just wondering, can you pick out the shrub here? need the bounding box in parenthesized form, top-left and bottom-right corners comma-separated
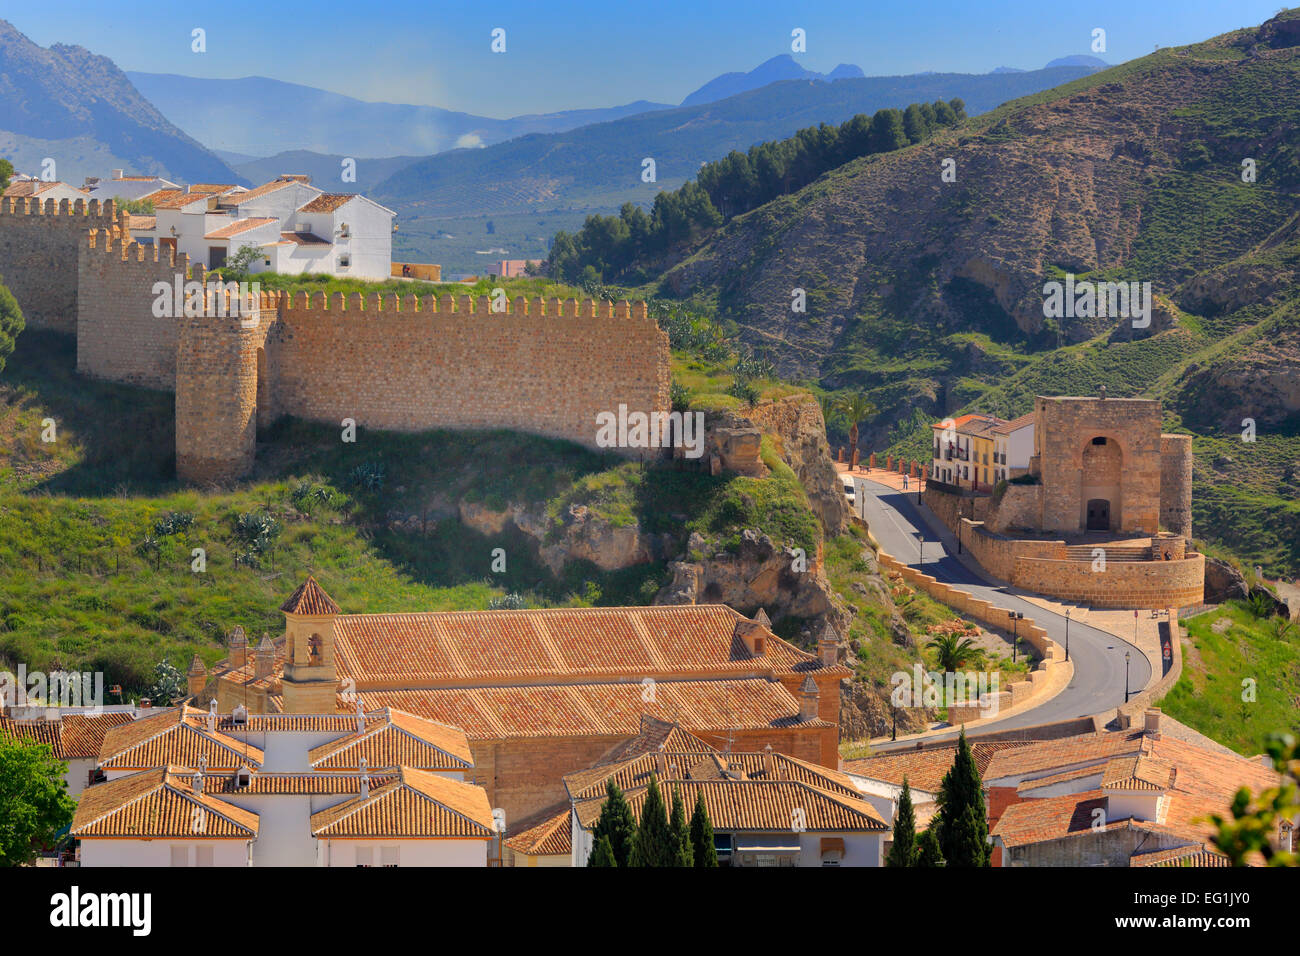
(488, 592, 527, 611)
(349, 461, 386, 493)
(153, 511, 194, 537)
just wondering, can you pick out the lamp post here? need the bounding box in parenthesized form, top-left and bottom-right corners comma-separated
(1064, 608, 1071, 663)
(1124, 650, 1132, 703)
(919, 534, 924, 568)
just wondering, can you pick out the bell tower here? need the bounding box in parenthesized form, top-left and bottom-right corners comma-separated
(279, 575, 342, 713)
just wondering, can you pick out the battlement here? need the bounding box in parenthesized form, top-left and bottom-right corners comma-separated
(85, 228, 188, 270)
(0, 196, 124, 225)
(272, 290, 651, 322)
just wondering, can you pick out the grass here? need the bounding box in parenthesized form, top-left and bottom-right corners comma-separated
(0, 328, 817, 694)
(1162, 601, 1300, 754)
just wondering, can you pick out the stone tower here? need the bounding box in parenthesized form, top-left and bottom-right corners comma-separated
(174, 270, 261, 484)
(279, 576, 342, 714)
(1159, 434, 1194, 541)
(186, 655, 207, 699)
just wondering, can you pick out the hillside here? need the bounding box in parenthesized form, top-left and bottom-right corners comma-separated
(0, 20, 243, 185)
(127, 71, 670, 158)
(371, 66, 1097, 272)
(635, 9, 1300, 576)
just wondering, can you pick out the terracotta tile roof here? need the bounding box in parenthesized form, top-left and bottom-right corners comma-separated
(983, 731, 1148, 782)
(188, 184, 239, 195)
(308, 709, 473, 770)
(593, 716, 716, 764)
(3, 180, 89, 198)
(575, 779, 888, 833)
(127, 214, 156, 230)
(1014, 765, 1104, 793)
(333, 604, 845, 686)
(72, 767, 259, 839)
(1130, 844, 1231, 867)
(99, 706, 264, 770)
(210, 714, 361, 733)
(56, 713, 137, 758)
(204, 217, 277, 240)
(992, 413, 1035, 435)
(198, 772, 396, 796)
(993, 789, 1114, 848)
(222, 179, 310, 206)
(844, 741, 1032, 793)
(1102, 754, 1175, 791)
(150, 190, 211, 209)
(281, 575, 341, 616)
(505, 806, 572, 857)
(356, 677, 827, 741)
(280, 231, 330, 245)
(299, 193, 356, 213)
(0, 717, 62, 752)
(309, 767, 494, 839)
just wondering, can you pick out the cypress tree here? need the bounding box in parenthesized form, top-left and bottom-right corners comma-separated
(592, 778, 637, 867)
(915, 825, 945, 867)
(936, 729, 990, 867)
(886, 776, 918, 867)
(669, 785, 693, 867)
(629, 773, 674, 866)
(689, 789, 718, 867)
(588, 834, 617, 867)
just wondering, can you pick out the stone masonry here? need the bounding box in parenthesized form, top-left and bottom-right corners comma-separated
(0, 197, 672, 484)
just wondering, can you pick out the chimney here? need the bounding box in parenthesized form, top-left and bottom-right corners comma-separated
(253, 633, 276, 679)
(1143, 707, 1163, 739)
(355, 699, 365, 735)
(359, 757, 369, 800)
(655, 751, 667, 779)
(818, 622, 839, 667)
(191, 768, 203, 794)
(187, 655, 207, 699)
(763, 743, 776, 779)
(206, 698, 217, 733)
(799, 676, 820, 722)
(228, 626, 247, 668)
(112, 169, 124, 180)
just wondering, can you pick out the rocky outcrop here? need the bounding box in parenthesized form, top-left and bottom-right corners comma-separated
(655, 529, 849, 631)
(1175, 325, 1300, 430)
(1203, 556, 1248, 604)
(745, 394, 851, 535)
(838, 680, 933, 740)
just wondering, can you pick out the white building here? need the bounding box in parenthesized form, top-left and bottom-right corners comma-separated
(84, 170, 181, 202)
(71, 703, 497, 866)
(992, 413, 1035, 483)
(3, 179, 92, 206)
(128, 175, 394, 279)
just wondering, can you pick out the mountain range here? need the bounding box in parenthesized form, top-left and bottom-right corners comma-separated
(0, 20, 243, 186)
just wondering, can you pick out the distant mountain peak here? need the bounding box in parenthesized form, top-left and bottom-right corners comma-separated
(1045, 54, 1109, 69)
(681, 55, 866, 107)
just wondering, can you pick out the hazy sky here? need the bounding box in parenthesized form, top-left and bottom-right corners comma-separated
(9, 0, 1283, 117)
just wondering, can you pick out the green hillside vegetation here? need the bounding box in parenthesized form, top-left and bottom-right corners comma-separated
(571, 9, 1300, 577)
(1163, 601, 1300, 754)
(546, 99, 967, 285)
(0, 322, 819, 695)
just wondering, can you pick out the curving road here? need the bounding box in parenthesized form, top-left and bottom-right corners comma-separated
(856, 478, 1152, 752)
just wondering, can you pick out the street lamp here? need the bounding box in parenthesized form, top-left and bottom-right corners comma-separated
(1064, 608, 1071, 663)
(919, 534, 924, 568)
(1124, 650, 1132, 703)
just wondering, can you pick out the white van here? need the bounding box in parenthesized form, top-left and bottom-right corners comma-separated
(840, 474, 856, 507)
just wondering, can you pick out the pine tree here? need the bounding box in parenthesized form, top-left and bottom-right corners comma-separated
(669, 785, 693, 867)
(591, 779, 637, 867)
(588, 834, 617, 867)
(629, 773, 674, 867)
(886, 776, 918, 867)
(936, 729, 990, 867)
(689, 789, 718, 867)
(915, 825, 945, 867)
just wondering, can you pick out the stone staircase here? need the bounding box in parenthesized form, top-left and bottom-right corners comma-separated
(1064, 544, 1152, 563)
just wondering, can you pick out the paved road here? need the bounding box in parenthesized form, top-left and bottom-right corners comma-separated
(856, 479, 1152, 752)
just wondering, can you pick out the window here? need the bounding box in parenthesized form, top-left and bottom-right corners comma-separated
(337, 254, 351, 269)
(381, 846, 400, 867)
(1092, 436, 1107, 445)
(170, 846, 188, 867)
(195, 845, 213, 867)
(356, 847, 373, 867)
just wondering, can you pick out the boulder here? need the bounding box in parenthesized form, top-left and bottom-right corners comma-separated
(1203, 556, 1248, 604)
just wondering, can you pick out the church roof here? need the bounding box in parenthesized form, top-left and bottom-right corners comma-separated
(280, 575, 340, 615)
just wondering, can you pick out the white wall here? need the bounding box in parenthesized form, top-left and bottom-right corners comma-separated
(81, 839, 249, 867)
(234, 182, 323, 231)
(298, 196, 392, 280)
(1007, 425, 1035, 471)
(318, 839, 487, 867)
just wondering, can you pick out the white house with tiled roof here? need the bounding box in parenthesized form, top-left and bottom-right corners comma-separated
(125, 175, 393, 278)
(84, 170, 180, 202)
(73, 701, 496, 866)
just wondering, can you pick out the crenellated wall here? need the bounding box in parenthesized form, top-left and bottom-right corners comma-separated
(0, 197, 122, 333)
(0, 209, 672, 484)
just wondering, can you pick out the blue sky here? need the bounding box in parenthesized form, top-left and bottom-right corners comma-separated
(9, 0, 1285, 117)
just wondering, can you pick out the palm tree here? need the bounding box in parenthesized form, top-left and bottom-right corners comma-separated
(835, 392, 877, 456)
(926, 633, 981, 673)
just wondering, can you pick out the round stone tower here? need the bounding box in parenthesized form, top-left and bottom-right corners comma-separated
(175, 289, 260, 484)
(1159, 434, 1193, 541)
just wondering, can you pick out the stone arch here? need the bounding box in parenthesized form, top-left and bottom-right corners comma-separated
(1079, 435, 1123, 531)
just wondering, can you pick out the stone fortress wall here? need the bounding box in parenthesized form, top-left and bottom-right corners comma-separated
(0, 197, 672, 484)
